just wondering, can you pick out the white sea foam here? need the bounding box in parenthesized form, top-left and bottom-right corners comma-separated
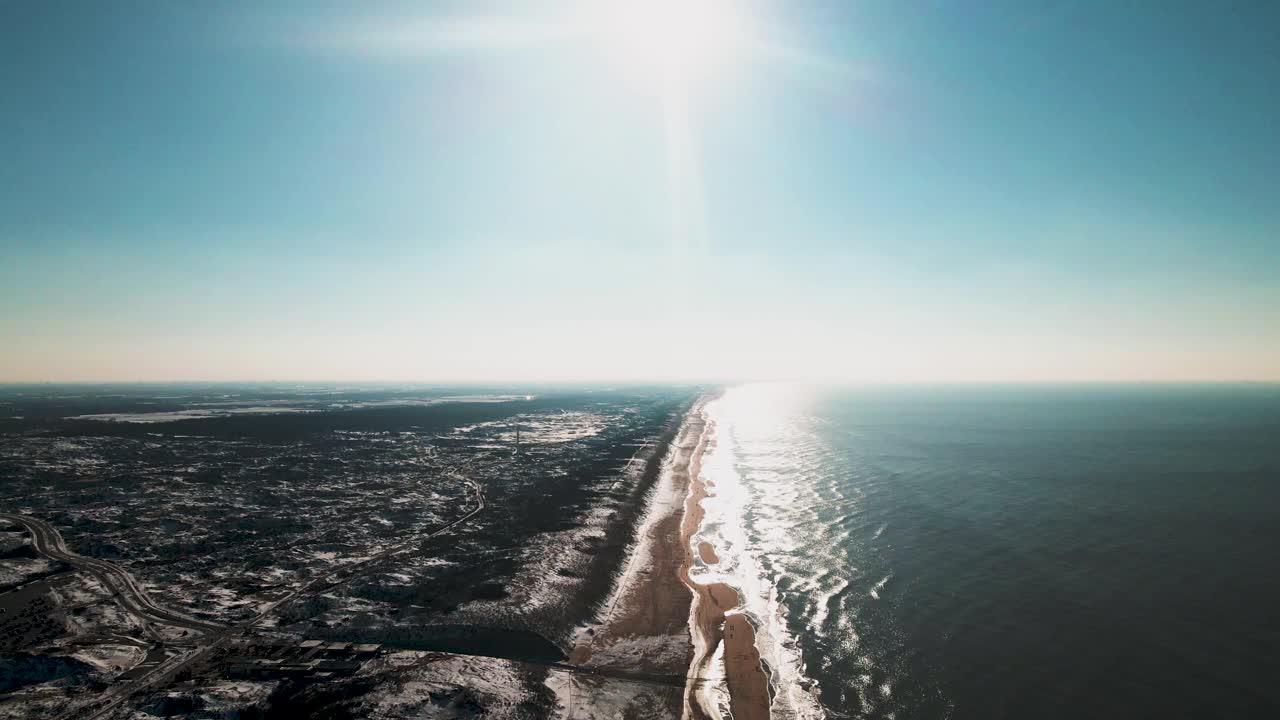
(869, 574, 891, 600)
(700, 391, 828, 720)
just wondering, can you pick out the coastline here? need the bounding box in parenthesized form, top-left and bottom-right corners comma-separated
(678, 410, 771, 720)
(564, 396, 770, 719)
(562, 401, 707, 716)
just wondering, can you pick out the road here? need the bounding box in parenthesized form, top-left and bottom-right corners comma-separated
(6, 446, 710, 716)
(238, 469, 486, 620)
(4, 462, 488, 720)
(0, 512, 226, 639)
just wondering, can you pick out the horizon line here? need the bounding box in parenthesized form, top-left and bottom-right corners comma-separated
(3, 378, 1279, 387)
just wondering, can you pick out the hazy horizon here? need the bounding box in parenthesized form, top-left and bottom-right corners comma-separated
(4, 1, 1278, 383)
(3, 379, 1279, 389)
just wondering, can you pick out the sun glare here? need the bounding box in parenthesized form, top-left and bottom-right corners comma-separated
(587, 0, 755, 96)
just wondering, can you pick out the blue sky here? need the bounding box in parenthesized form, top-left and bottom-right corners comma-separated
(2, 1, 1278, 381)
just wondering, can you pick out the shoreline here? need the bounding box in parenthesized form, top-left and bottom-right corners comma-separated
(562, 400, 707, 716)
(677, 409, 771, 720)
(563, 396, 770, 719)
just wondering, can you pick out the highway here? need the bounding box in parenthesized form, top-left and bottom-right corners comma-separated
(6, 457, 710, 717)
(3, 461, 489, 720)
(0, 512, 226, 639)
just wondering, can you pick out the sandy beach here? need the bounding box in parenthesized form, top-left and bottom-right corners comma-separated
(678, 412, 771, 720)
(697, 542, 719, 565)
(565, 399, 770, 719)
(564, 404, 705, 717)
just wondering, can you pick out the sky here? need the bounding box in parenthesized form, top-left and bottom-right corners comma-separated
(2, 0, 1278, 382)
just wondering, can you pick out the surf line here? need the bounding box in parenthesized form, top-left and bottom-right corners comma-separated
(679, 408, 771, 720)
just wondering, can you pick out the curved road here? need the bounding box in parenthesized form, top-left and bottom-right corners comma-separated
(5, 453, 488, 717)
(0, 512, 225, 638)
(4, 462, 489, 720)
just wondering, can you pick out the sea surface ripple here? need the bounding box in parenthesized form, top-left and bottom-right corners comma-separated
(697, 383, 1280, 719)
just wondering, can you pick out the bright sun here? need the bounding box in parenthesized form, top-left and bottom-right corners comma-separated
(587, 0, 755, 97)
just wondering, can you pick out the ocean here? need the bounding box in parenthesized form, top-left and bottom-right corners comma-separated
(692, 383, 1280, 719)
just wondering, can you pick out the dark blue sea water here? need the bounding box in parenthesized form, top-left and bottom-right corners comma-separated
(695, 384, 1280, 719)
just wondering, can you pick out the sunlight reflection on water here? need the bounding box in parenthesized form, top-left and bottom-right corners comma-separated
(697, 383, 831, 720)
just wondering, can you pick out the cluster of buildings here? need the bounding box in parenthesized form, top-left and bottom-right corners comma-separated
(222, 638, 381, 680)
(0, 582, 65, 653)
